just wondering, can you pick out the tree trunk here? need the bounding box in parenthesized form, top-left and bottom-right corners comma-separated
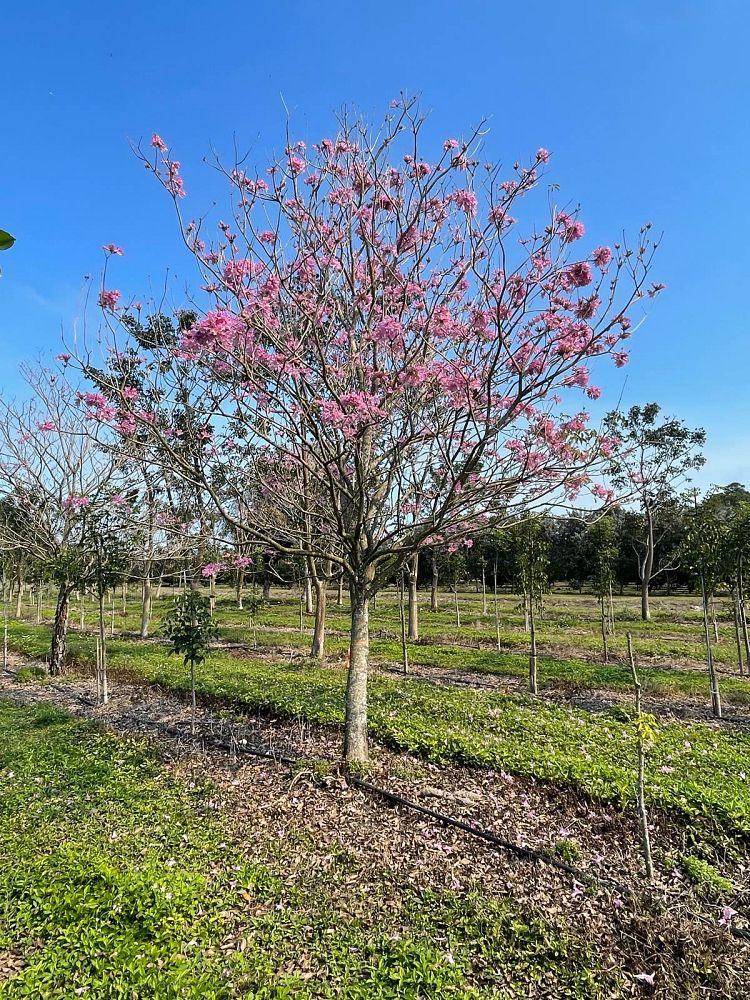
(398, 571, 409, 674)
(406, 552, 419, 640)
(493, 558, 501, 651)
(640, 506, 654, 622)
(262, 554, 272, 601)
(627, 633, 654, 882)
(98, 591, 109, 704)
(344, 579, 370, 764)
(50, 584, 71, 675)
(140, 563, 153, 639)
(739, 561, 750, 666)
(236, 568, 245, 610)
(336, 573, 344, 606)
(700, 573, 722, 718)
(304, 576, 313, 615)
(14, 565, 23, 618)
(601, 596, 609, 663)
(529, 598, 538, 694)
(310, 576, 327, 659)
(481, 563, 487, 616)
(733, 584, 744, 676)
(429, 550, 439, 612)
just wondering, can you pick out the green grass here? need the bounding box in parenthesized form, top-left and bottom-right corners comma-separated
(7, 621, 750, 840)
(0, 700, 614, 998)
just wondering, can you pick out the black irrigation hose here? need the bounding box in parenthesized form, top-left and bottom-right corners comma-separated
(2, 663, 750, 940)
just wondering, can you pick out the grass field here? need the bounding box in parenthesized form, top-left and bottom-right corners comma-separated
(2, 585, 749, 995)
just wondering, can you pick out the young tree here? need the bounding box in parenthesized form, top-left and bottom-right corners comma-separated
(681, 499, 726, 718)
(0, 368, 128, 674)
(79, 100, 661, 762)
(162, 591, 218, 734)
(586, 515, 617, 661)
(605, 403, 705, 621)
(510, 518, 549, 693)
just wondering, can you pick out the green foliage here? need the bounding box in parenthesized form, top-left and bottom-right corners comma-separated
(0, 229, 15, 251)
(509, 518, 550, 610)
(586, 517, 617, 600)
(680, 856, 733, 897)
(552, 838, 580, 863)
(162, 591, 218, 668)
(0, 701, 613, 997)
(14, 664, 47, 683)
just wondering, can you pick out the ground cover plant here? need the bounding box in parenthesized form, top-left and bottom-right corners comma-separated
(5, 588, 750, 843)
(0, 699, 643, 998)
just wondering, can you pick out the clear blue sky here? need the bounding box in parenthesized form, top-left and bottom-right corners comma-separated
(1, 1, 747, 489)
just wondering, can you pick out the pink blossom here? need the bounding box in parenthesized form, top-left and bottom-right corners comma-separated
(111, 494, 128, 507)
(98, 289, 121, 310)
(151, 133, 168, 151)
(56, 353, 71, 364)
(63, 495, 91, 509)
(37, 420, 56, 432)
(566, 262, 592, 288)
(453, 190, 477, 215)
(613, 351, 629, 368)
(289, 155, 306, 175)
(593, 246, 612, 269)
(443, 138, 459, 151)
(536, 147, 551, 163)
(719, 906, 738, 926)
(258, 230, 276, 243)
(201, 562, 226, 577)
(102, 244, 124, 256)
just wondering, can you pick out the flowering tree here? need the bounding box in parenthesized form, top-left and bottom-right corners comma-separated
(80, 100, 661, 762)
(0, 367, 129, 674)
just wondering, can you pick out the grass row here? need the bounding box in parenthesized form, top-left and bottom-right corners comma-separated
(6, 621, 750, 840)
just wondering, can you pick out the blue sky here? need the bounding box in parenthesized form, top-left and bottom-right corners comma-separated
(1, 1, 747, 489)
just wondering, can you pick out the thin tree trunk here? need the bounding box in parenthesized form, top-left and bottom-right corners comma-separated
(733, 584, 744, 676)
(740, 561, 750, 666)
(14, 566, 23, 619)
(406, 552, 419, 640)
(430, 550, 439, 612)
(236, 568, 244, 610)
(304, 576, 313, 615)
(98, 590, 109, 705)
(336, 573, 344, 607)
(310, 575, 327, 659)
(190, 656, 197, 735)
(601, 595, 609, 663)
(262, 553, 272, 601)
(453, 587, 461, 629)
(529, 598, 538, 694)
(700, 573, 722, 718)
(50, 584, 71, 675)
(627, 632, 654, 883)
(398, 570, 409, 674)
(481, 563, 487, 616)
(140, 563, 153, 639)
(344, 580, 370, 764)
(641, 506, 654, 622)
(493, 558, 501, 652)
